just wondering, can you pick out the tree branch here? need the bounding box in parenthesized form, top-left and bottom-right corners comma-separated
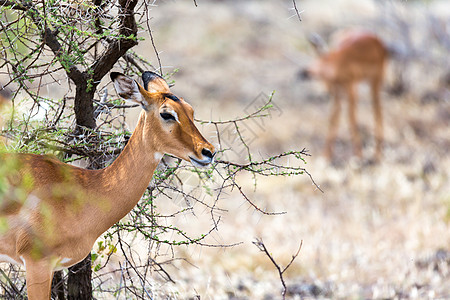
(42, 27, 84, 83)
(253, 238, 303, 299)
(92, 0, 139, 82)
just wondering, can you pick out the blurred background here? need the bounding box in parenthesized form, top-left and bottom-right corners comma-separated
(137, 0, 450, 298)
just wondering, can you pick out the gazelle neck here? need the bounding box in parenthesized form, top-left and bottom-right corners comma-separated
(94, 111, 160, 234)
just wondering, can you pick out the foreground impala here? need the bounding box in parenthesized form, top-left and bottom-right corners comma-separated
(301, 30, 388, 161)
(0, 71, 215, 299)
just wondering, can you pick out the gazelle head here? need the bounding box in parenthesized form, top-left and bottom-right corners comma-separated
(111, 71, 215, 167)
(298, 33, 331, 81)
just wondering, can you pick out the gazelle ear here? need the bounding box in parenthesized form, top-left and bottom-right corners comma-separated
(110, 72, 148, 108)
(308, 33, 327, 55)
(142, 71, 171, 93)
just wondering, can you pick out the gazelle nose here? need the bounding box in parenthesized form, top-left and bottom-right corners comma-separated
(201, 148, 215, 159)
(298, 68, 311, 80)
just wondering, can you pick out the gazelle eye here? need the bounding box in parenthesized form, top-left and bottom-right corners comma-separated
(160, 112, 176, 121)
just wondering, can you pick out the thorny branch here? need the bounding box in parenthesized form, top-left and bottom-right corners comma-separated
(143, 1, 163, 75)
(292, 0, 304, 22)
(195, 91, 275, 125)
(253, 238, 303, 300)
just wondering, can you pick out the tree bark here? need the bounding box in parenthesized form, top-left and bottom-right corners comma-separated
(51, 271, 66, 300)
(74, 79, 97, 131)
(65, 76, 97, 299)
(67, 255, 93, 300)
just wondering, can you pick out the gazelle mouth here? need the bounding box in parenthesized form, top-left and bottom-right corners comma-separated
(189, 156, 213, 168)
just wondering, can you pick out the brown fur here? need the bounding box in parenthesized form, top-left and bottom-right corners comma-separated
(306, 30, 387, 161)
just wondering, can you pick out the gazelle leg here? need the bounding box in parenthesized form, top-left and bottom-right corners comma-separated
(325, 85, 341, 160)
(346, 83, 362, 158)
(371, 78, 383, 160)
(25, 258, 54, 300)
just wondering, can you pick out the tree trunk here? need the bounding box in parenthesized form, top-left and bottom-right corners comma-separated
(74, 80, 97, 131)
(67, 255, 93, 300)
(66, 75, 97, 300)
(51, 271, 66, 300)
(49, 74, 97, 300)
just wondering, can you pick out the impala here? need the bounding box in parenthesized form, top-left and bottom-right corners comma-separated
(0, 71, 215, 299)
(300, 30, 388, 161)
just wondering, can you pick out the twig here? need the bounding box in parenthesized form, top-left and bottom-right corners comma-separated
(292, 0, 304, 22)
(253, 238, 303, 299)
(0, 269, 22, 297)
(195, 92, 274, 125)
(144, 3, 163, 75)
(122, 53, 145, 74)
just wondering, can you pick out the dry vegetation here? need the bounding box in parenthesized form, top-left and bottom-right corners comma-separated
(127, 0, 449, 299)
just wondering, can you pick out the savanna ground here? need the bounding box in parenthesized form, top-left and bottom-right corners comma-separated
(2, 0, 450, 299)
